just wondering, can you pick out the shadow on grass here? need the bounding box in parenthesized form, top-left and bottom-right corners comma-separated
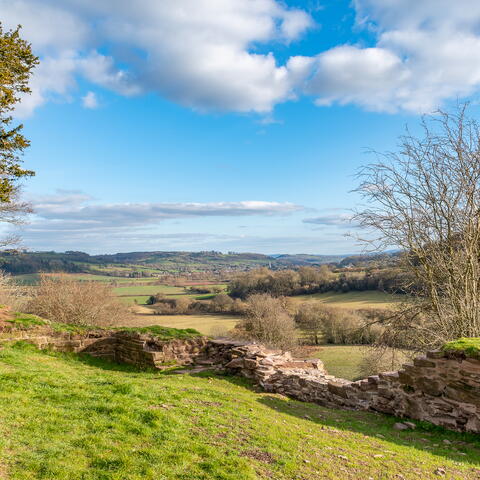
(256, 393, 480, 466)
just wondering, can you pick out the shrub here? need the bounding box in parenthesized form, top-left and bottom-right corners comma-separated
(27, 274, 130, 327)
(0, 270, 27, 311)
(236, 294, 297, 350)
(295, 303, 385, 345)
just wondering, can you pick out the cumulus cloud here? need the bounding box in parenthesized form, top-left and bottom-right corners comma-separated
(307, 0, 480, 112)
(1, 0, 312, 116)
(82, 91, 98, 109)
(3, 0, 480, 115)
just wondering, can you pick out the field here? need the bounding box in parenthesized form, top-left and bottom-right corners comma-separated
(0, 343, 479, 480)
(290, 291, 405, 310)
(306, 345, 409, 381)
(13, 274, 227, 305)
(124, 309, 240, 336)
(310, 345, 368, 380)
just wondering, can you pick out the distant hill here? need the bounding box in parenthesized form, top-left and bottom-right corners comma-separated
(0, 249, 397, 276)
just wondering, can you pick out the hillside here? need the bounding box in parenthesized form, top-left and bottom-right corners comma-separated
(0, 250, 348, 276)
(0, 343, 479, 479)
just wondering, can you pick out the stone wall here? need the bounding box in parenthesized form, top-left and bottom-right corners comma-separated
(214, 342, 480, 434)
(3, 329, 479, 433)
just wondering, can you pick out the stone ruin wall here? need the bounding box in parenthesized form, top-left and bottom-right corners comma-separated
(2, 330, 479, 434)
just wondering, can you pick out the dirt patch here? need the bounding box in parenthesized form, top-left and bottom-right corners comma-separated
(241, 449, 276, 464)
(0, 307, 14, 329)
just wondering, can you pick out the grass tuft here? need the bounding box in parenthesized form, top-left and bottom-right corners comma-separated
(115, 325, 202, 340)
(442, 337, 480, 359)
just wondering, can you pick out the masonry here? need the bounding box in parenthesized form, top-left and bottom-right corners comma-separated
(3, 329, 479, 434)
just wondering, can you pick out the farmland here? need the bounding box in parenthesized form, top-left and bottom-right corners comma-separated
(289, 291, 405, 310)
(124, 310, 240, 336)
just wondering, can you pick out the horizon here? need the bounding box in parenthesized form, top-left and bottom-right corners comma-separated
(2, 1, 480, 254)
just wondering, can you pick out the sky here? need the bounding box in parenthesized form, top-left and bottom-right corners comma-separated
(1, 0, 480, 255)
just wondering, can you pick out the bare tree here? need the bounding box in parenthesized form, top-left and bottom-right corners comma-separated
(236, 293, 297, 350)
(355, 105, 480, 349)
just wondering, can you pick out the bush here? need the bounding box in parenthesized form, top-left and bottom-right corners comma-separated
(236, 294, 297, 350)
(0, 270, 27, 311)
(27, 274, 130, 327)
(295, 303, 385, 345)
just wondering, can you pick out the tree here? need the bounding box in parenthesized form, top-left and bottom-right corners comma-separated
(355, 105, 480, 349)
(294, 302, 327, 345)
(237, 294, 297, 350)
(0, 24, 37, 244)
(0, 23, 38, 202)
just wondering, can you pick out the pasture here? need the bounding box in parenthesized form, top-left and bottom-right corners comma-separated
(290, 291, 405, 310)
(122, 309, 240, 336)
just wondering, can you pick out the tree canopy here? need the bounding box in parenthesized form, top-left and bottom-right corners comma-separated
(0, 23, 38, 203)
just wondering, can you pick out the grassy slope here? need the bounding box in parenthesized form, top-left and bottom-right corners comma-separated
(0, 344, 479, 480)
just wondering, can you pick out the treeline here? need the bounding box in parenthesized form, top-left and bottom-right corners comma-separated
(0, 251, 83, 274)
(228, 266, 411, 299)
(146, 293, 246, 315)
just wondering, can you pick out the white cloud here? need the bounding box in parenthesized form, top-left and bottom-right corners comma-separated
(303, 213, 358, 228)
(306, 0, 480, 112)
(27, 192, 304, 232)
(1, 0, 313, 116)
(81, 91, 98, 109)
(4, 0, 480, 115)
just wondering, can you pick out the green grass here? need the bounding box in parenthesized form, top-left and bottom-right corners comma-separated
(115, 325, 202, 340)
(6, 312, 47, 328)
(119, 295, 151, 305)
(0, 344, 479, 479)
(113, 285, 186, 296)
(310, 345, 368, 380)
(290, 291, 405, 310)
(442, 338, 480, 359)
(310, 345, 410, 381)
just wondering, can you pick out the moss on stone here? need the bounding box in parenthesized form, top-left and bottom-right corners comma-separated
(442, 338, 480, 359)
(116, 325, 202, 340)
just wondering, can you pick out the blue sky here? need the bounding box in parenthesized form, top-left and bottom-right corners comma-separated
(1, 0, 479, 254)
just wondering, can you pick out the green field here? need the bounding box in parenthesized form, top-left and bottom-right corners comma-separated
(311, 345, 368, 380)
(291, 291, 405, 310)
(113, 285, 186, 296)
(309, 345, 408, 381)
(0, 343, 479, 479)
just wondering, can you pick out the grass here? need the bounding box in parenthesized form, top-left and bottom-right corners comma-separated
(6, 312, 47, 328)
(0, 343, 479, 479)
(442, 338, 480, 359)
(310, 345, 368, 380)
(122, 313, 240, 336)
(115, 325, 202, 340)
(119, 295, 151, 305)
(113, 285, 186, 296)
(290, 291, 405, 310)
